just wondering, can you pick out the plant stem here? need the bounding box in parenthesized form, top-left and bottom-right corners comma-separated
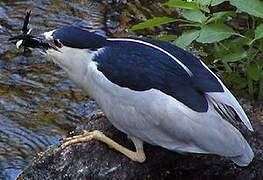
(179, 23, 201, 27)
(248, 78, 254, 97)
(258, 77, 263, 100)
(223, 61, 232, 73)
(218, 42, 230, 52)
(251, 16, 256, 30)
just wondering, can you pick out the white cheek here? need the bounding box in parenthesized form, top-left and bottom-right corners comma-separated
(43, 30, 56, 40)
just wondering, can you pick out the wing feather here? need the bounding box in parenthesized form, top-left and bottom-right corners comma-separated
(134, 38, 253, 131)
(199, 59, 254, 131)
(94, 37, 253, 131)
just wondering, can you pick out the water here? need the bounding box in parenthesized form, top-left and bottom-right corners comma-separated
(0, 1, 171, 179)
(0, 1, 113, 179)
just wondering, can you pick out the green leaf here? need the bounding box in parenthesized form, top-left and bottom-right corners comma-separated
(255, 24, 263, 40)
(222, 50, 247, 62)
(182, 10, 208, 23)
(230, 0, 263, 18)
(196, 0, 212, 6)
(163, 0, 199, 10)
(211, 0, 227, 6)
(175, 30, 200, 48)
(154, 34, 178, 41)
(259, 78, 263, 100)
(163, 0, 210, 12)
(196, 24, 236, 43)
(250, 24, 263, 44)
(224, 39, 241, 50)
(247, 48, 258, 63)
(206, 11, 235, 24)
(224, 72, 248, 89)
(199, 5, 210, 13)
(131, 17, 176, 30)
(247, 64, 262, 81)
(256, 57, 263, 68)
(259, 40, 263, 52)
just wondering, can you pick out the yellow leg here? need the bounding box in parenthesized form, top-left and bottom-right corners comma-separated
(60, 130, 146, 163)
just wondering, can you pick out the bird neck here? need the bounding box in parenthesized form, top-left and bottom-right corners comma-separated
(47, 46, 95, 85)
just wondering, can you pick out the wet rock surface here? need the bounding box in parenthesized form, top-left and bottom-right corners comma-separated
(18, 103, 263, 180)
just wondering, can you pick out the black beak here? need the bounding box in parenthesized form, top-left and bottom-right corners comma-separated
(8, 10, 59, 52)
(9, 34, 58, 51)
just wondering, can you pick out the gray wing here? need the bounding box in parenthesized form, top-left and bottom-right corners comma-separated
(130, 89, 254, 166)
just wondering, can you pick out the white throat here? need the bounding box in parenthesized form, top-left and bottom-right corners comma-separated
(47, 46, 97, 88)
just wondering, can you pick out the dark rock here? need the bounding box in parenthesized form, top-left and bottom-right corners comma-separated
(18, 104, 263, 180)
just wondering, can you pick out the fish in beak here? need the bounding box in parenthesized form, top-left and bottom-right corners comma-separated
(8, 10, 60, 52)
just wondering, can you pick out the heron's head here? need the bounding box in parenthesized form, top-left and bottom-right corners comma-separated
(10, 25, 107, 75)
(41, 26, 107, 73)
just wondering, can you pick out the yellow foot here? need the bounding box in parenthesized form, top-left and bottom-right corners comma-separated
(60, 130, 146, 163)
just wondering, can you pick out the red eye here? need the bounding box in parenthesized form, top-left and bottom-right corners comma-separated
(54, 39, 63, 48)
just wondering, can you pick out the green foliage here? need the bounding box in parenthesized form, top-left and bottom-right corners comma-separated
(154, 34, 178, 41)
(255, 24, 263, 41)
(229, 0, 263, 18)
(175, 30, 200, 47)
(162, 0, 200, 10)
(131, 17, 176, 30)
(211, 0, 227, 6)
(182, 10, 207, 23)
(222, 50, 246, 63)
(163, 0, 210, 12)
(196, 24, 236, 43)
(131, 0, 263, 100)
(247, 64, 262, 81)
(206, 11, 236, 24)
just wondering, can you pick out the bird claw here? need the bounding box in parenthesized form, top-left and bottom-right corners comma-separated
(59, 130, 146, 163)
(59, 111, 105, 150)
(63, 130, 89, 141)
(60, 130, 94, 150)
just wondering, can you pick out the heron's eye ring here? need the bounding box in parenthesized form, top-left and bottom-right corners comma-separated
(54, 39, 63, 48)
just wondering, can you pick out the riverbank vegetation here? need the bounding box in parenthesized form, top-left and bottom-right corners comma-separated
(131, 0, 263, 100)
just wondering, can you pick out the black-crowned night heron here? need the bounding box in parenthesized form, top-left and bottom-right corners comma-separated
(9, 12, 254, 166)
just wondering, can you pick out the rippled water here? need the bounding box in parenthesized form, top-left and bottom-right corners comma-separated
(0, 1, 172, 179)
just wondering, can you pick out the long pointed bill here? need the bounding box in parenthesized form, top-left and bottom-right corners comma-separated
(8, 10, 60, 52)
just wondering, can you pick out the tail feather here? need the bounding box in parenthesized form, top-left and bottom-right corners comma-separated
(200, 60, 253, 131)
(230, 139, 254, 166)
(207, 88, 253, 131)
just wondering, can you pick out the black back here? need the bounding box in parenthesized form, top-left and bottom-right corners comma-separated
(52, 26, 107, 49)
(93, 38, 223, 112)
(51, 26, 224, 112)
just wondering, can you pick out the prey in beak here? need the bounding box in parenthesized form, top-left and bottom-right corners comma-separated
(8, 10, 60, 52)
